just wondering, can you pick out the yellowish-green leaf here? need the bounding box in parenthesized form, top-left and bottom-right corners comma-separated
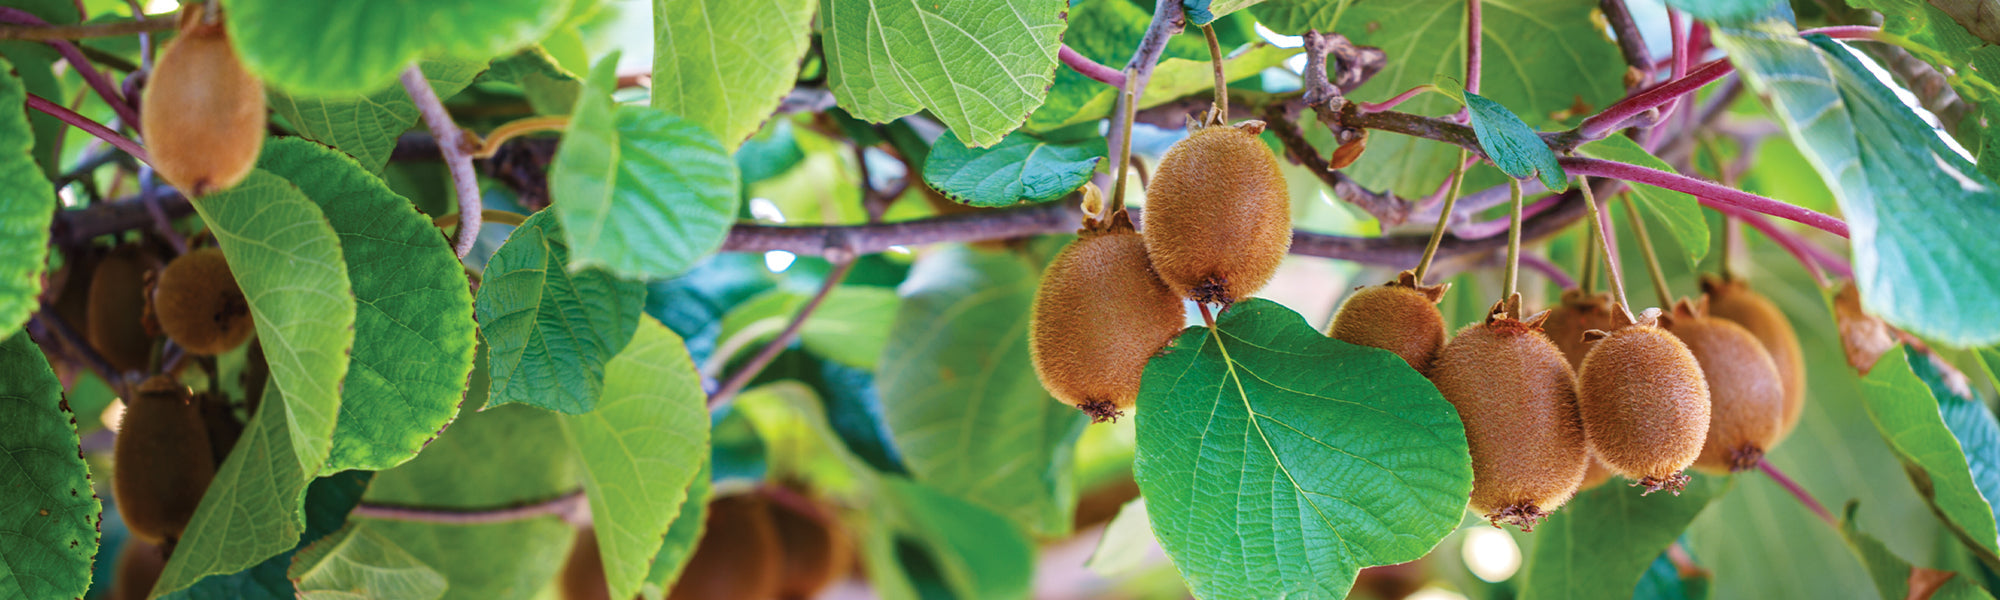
(653, 0, 816, 150)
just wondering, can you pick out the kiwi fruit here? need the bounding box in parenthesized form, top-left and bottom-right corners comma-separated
(113, 375, 217, 547)
(1141, 120, 1291, 305)
(86, 244, 156, 373)
(152, 247, 253, 355)
(1662, 299, 1785, 473)
(1540, 289, 1617, 369)
(1833, 281, 1897, 374)
(1029, 212, 1187, 422)
(558, 528, 610, 600)
(1578, 455, 1615, 491)
(1701, 274, 1805, 435)
(1327, 269, 1449, 373)
(764, 490, 852, 599)
(1576, 307, 1711, 494)
(668, 494, 784, 600)
(109, 539, 166, 600)
(1428, 296, 1588, 530)
(140, 3, 265, 197)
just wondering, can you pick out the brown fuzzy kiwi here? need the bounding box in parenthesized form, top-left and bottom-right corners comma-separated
(1701, 274, 1805, 436)
(110, 539, 167, 600)
(1578, 455, 1616, 491)
(669, 494, 784, 600)
(86, 244, 156, 373)
(1576, 307, 1711, 494)
(764, 489, 852, 599)
(558, 528, 610, 600)
(1029, 212, 1187, 422)
(153, 247, 253, 355)
(1428, 295, 1589, 530)
(1328, 270, 1449, 373)
(1540, 289, 1617, 370)
(1141, 120, 1291, 305)
(1832, 282, 1897, 375)
(1662, 299, 1785, 474)
(140, 4, 265, 197)
(113, 375, 217, 548)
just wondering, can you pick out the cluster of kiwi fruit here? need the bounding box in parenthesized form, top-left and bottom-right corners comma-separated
(59, 241, 254, 375)
(1028, 105, 1292, 422)
(561, 484, 852, 600)
(141, 2, 264, 197)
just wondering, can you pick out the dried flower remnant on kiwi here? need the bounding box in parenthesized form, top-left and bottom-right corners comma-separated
(140, 3, 265, 197)
(1142, 116, 1291, 306)
(1029, 209, 1186, 423)
(1576, 307, 1711, 495)
(1662, 298, 1784, 474)
(1428, 294, 1588, 531)
(1329, 269, 1449, 373)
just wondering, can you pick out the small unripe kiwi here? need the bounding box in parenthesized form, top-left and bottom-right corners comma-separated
(764, 489, 852, 599)
(1701, 274, 1805, 435)
(113, 375, 217, 547)
(140, 4, 265, 197)
(109, 539, 166, 600)
(669, 494, 784, 600)
(1576, 307, 1711, 494)
(1029, 213, 1187, 422)
(1428, 296, 1588, 530)
(558, 528, 610, 600)
(86, 245, 156, 373)
(152, 247, 253, 355)
(1662, 299, 1784, 474)
(1540, 289, 1616, 369)
(1141, 120, 1291, 305)
(1832, 281, 1897, 375)
(1328, 270, 1448, 373)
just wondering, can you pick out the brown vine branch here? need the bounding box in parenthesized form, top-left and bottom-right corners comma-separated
(400, 64, 481, 258)
(0, 14, 171, 40)
(351, 489, 589, 526)
(708, 258, 857, 410)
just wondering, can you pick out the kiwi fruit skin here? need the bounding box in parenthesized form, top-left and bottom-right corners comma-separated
(113, 375, 217, 547)
(1578, 454, 1615, 491)
(1832, 281, 1897, 375)
(764, 490, 851, 600)
(1540, 289, 1617, 370)
(1141, 121, 1291, 305)
(1427, 300, 1588, 530)
(558, 528, 611, 600)
(140, 4, 265, 197)
(1328, 270, 1448, 373)
(1029, 214, 1187, 422)
(1701, 274, 1805, 436)
(152, 247, 253, 355)
(669, 494, 784, 600)
(86, 245, 155, 373)
(110, 539, 166, 600)
(1662, 300, 1785, 474)
(1576, 308, 1711, 494)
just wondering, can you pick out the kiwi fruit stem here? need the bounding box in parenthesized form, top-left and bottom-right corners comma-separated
(1412, 149, 1472, 287)
(1576, 178, 1633, 321)
(1620, 195, 1673, 308)
(1202, 24, 1227, 122)
(1503, 179, 1523, 302)
(1106, 71, 1139, 216)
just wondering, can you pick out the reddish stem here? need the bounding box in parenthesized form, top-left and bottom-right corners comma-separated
(0, 8, 141, 129)
(1465, 0, 1481, 96)
(1059, 45, 1126, 88)
(1519, 252, 1576, 289)
(1578, 59, 1733, 139)
(1358, 85, 1435, 113)
(1560, 157, 1849, 238)
(25, 92, 149, 164)
(1760, 458, 1835, 526)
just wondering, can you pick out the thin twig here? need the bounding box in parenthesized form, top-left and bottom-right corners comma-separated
(351, 490, 589, 525)
(400, 64, 481, 258)
(470, 116, 567, 159)
(1578, 178, 1633, 317)
(0, 9, 142, 130)
(1561, 157, 1850, 237)
(0, 14, 171, 40)
(1103, 0, 1186, 189)
(1260, 103, 1412, 224)
(1503, 178, 1521, 299)
(31, 304, 121, 387)
(24, 92, 149, 163)
(1058, 45, 1126, 88)
(1621, 194, 1675, 306)
(1760, 458, 1836, 525)
(1356, 85, 1435, 113)
(708, 259, 857, 410)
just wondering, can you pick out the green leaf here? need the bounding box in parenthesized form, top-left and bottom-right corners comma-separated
(1838, 503, 1997, 600)
(1133, 298, 1472, 599)
(2, 38, 69, 179)
(1182, 0, 1264, 25)
(0, 57, 56, 334)
(222, 0, 569, 95)
(288, 524, 447, 600)
(154, 386, 312, 597)
(474, 209, 646, 415)
(923, 130, 1106, 207)
(819, 0, 1067, 147)
(1911, 353, 2000, 546)
(640, 460, 711, 598)
(1849, 0, 2000, 178)
(552, 57, 742, 280)
(559, 317, 710, 600)
(1663, 0, 1783, 24)
(160, 471, 375, 600)
(1712, 24, 2000, 346)
(1457, 90, 1567, 191)
(257, 138, 476, 473)
(1033, 42, 1298, 131)
(714, 285, 901, 371)
(653, 0, 816, 150)
(879, 245, 1089, 537)
(192, 170, 356, 475)
(1085, 499, 1153, 577)
(881, 478, 1036, 600)
(267, 58, 486, 174)
(1250, 0, 1623, 198)
(1858, 346, 2000, 567)
(1024, 0, 1207, 131)
(350, 519, 575, 600)
(482, 47, 583, 115)
(1517, 475, 1730, 600)
(0, 332, 98, 599)
(1578, 136, 1712, 268)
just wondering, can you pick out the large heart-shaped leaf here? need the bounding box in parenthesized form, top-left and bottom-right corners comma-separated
(0, 56, 54, 335)
(288, 524, 447, 600)
(1858, 346, 2000, 567)
(267, 58, 485, 174)
(223, 0, 568, 95)
(1518, 476, 1730, 600)
(819, 0, 1067, 147)
(653, 0, 816, 150)
(161, 472, 374, 600)
(474, 209, 646, 415)
(1133, 299, 1471, 599)
(0, 332, 98, 599)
